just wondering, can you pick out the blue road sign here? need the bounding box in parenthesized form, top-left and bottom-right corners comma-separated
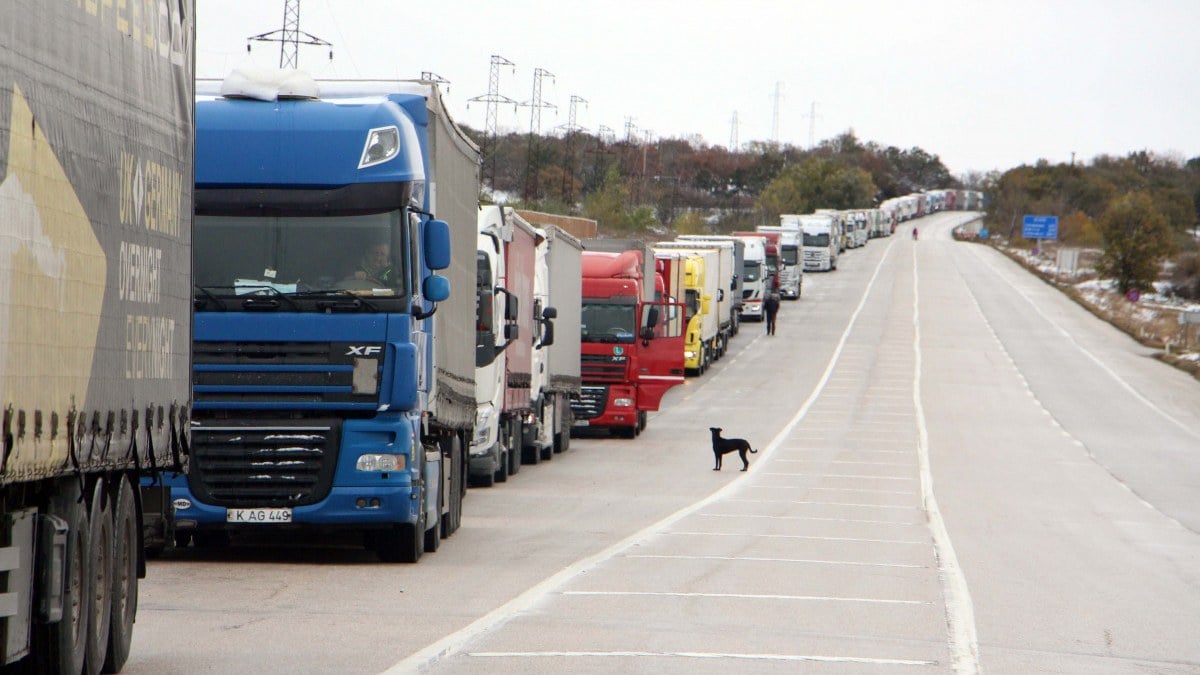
(1023, 215, 1059, 239)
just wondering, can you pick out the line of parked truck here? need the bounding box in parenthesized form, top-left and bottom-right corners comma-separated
(1, 19, 977, 669)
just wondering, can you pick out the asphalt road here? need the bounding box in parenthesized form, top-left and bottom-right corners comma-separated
(126, 212, 1200, 674)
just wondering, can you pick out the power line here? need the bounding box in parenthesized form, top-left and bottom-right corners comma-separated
(521, 67, 556, 201)
(246, 0, 332, 70)
(468, 55, 517, 191)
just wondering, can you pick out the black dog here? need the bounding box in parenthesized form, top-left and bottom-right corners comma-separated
(710, 427, 757, 471)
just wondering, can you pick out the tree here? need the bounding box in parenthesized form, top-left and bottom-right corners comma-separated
(757, 157, 875, 218)
(582, 166, 631, 233)
(1096, 192, 1177, 294)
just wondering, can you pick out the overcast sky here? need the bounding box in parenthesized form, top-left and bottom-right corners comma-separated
(197, 0, 1200, 176)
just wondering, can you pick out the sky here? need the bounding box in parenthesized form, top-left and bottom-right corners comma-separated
(196, 0, 1200, 177)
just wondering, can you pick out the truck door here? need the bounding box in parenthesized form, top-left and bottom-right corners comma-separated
(635, 300, 686, 411)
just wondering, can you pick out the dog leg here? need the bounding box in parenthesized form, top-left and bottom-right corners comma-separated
(739, 449, 749, 471)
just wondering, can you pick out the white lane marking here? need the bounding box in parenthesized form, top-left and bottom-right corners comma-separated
(626, 553, 925, 568)
(913, 244, 981, 674)
(563, 591, 929, 605)
(665, 531, 927, 545)
(386, 236, 903, 674)
(467, 651, 936, 666)
(966, 244, 1200, 442)
(727, 498, 920, 510)
(699, 513, 921, 526)
(774, 459, 912, 467)
(760, 473, 915, 481)
(746, 485, 916, 495)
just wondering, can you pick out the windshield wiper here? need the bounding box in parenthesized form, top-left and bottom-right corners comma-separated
(193, 285, 231, 311)
(235, 284, 301, 312)
(291, 289, 380, 313)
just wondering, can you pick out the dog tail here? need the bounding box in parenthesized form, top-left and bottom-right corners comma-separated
(751, 447, 758, 454)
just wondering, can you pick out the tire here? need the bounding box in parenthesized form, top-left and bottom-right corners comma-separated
(441, 435, 464, 537)
(494, 446, 509, 484)
(637, 411, 648, 433)
(35, 479, 89, 675)
(507, 422, 521, 476)
(554, 430, 570, 454)
(103, 476, 138, 674)
(422, 445, 441, 553)
(85, 478, 113, 675)
(377, 519, 423, 563)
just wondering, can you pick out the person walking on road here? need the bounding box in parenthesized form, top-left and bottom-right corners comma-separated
(764, 291, 780, 336)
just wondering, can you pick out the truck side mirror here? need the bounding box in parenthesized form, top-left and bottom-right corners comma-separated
(640, 326, 654, 341)
(423, 274, 450, 302)
(645, 306, 659, 328)
(424, 219, 451, 271)
(537, 306, 556, 349)
(505, 293, 519, 322)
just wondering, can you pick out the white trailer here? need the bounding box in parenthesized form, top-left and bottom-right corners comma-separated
(796, 214, 840, 272)
(759, 223, 804, 299)
(733, 235, 767, 321)
(534, 225, 582, 456)
(676, 235, 744, 336)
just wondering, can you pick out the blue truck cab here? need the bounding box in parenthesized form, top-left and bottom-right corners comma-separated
(162, 71, 478, 562)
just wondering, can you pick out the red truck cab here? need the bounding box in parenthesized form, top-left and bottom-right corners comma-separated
(573, 247, 684, 438)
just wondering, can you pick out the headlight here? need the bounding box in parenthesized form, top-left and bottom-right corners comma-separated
(612, 398, 634, 408)
(356, 454, 406, 472)
(359, 126, 400, 168)
(684, 351, 696, 359)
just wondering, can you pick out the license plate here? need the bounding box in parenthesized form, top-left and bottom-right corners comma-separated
(573, 420, 589, 427)
(226, 508, 293, 524)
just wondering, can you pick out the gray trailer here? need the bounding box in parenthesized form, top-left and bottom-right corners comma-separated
(541, 226, 583, 453)
(0, 2, 194, 671)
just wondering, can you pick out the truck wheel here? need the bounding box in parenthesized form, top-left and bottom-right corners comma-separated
(35, 480, 89, 675)
(441, 435, 464, 537)
(521, 442, 540, 465)
(554, 430, 571, 454)
(507, 436, 522, 476)
(377, 518, 424, 563)
(103, 476, 138, 674)
(494, 447, 508, 483)
(637, 411, 648, 433)
(539, 442, 553, 462)
(423, 503, 441, 553)
(85, 478, 113, 675)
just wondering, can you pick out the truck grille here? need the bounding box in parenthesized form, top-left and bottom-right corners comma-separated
(581, 353, 627, 384)
(187, 420, 340, 507)
(194, 341, 381, 406)
(570, 386, 608, 421)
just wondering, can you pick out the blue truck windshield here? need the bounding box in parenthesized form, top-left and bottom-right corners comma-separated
(581, 301, 637, 343)
(194, 212, 408, 307)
